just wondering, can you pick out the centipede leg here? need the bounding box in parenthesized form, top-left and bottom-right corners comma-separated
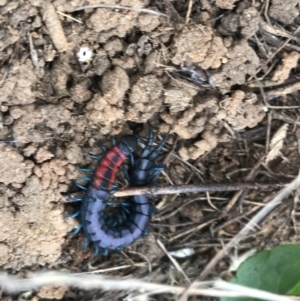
(122, 165, 130, 181)
(99, 144, 107, 154)
(74, 181, 87, 190)
(142, 228, 150, 236)
(68, 194, 83, 202)
(102, 248, 109, 256)
(140, 123, 154, 157)
(68, 224, 82, 236)
(79, 167, 94, 173)
(150, 207, 156, 217)
(80, 176, 92, 182)
(88, 153, 101, 161)
(93, 244, 99, 255)
(148, 131, 169, 161)
(64, 210, 80, 218)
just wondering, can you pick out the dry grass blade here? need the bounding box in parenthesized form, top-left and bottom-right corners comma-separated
(157, 239, 190, 283)
(266, 124, 289, 163)
(73, 4, 169, 18)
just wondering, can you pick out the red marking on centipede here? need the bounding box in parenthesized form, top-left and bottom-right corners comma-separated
(92, 145, 126, 190)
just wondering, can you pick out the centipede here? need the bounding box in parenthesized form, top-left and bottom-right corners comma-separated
(68, 124, 168, 255)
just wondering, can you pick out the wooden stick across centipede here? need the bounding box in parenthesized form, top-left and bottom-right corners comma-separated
(63, 182, 286, 203)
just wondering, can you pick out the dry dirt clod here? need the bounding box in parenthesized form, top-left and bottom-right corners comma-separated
(215, 0, 238, 9)
(269, 0, 300, 25)
(0, 60, 38, 107)
(271, 52, 299, 84)
(0, 145, 34, 185)
(125, 75, 164, 123)
(211, 39, 260, 93)
(218, 90, 266, 131)
(172, 25, 228, 70)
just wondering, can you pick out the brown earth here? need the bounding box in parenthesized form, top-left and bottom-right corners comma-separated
(1, 0, 300, 300)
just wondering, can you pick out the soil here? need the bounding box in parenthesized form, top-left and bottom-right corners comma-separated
(1, 0, 300, 300)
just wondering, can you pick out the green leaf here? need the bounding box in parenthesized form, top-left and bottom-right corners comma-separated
(221, 244, 300, 301)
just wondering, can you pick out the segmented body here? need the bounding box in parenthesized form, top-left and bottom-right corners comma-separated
(73, 126, 167, 253)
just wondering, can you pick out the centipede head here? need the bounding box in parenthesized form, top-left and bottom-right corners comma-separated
(118, 135, 138, 156)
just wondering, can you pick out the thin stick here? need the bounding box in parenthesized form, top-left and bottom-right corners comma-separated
(63, 182, 286, 203)
(73, 4, 169, 18)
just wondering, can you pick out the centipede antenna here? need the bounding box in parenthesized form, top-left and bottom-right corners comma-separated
(148, 131, 169, 161)
(88, 153, 101, 161)
(74, 181, 87, 190)
(64, 210, 80, 218)
(79, 167, 95, 173)
(140, 123, 154, 158)
(67, 194, 83, 202)
(68, 224, 82, 236)
(99, 144, 107, 153)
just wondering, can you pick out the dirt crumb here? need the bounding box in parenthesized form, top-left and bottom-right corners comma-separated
(172, 25, 227, 70)
(125, 75, 164, 123)
(217, 4, 260, 39)
(38, 285, 67, 299)
(211, 39, 260, 93)
(23, 144, 37, 157)
(0, 145, 34, 185)
(218, 90, 265, 131)
(215, 0, 238, 9)
(65, 142, 84, 165)
(104, 38, 123, 57)
(86, 0, 148, 43)
(161, 93, 220, 140)
(179, 131, 220, 160)
(70, 79, 92, 104)
(86, 50, 111, 77)
(164, 81, 198, 113)
(39, 159, 69, 190)
(138, 14, 161, 32)
(13, 105, 71, 143)
(35, 147, 54, 163)
(0, 59, 37, 106)
(269, 0, 300, 25)
(0, 243, 9, 265)
(86, 66, 129, 134)
(272, 52, 299, 84)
